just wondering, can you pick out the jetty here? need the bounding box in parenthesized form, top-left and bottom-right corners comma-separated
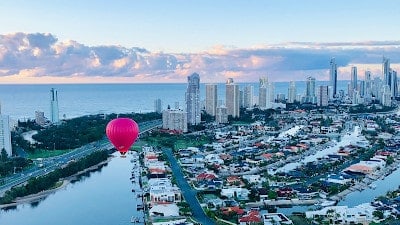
(130, 152, 146, 224)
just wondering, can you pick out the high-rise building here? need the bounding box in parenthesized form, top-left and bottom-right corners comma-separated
(154, 99, 162, 113)
(162, 109, 188, 133)
(259, 77, 274, 109)
(288, 81, 296, 103)
(305, 76, 316, 103)
(382, 85, 392, 107)
(365, 70, 372, 96)
(0, 104, 12, 156)
(205, 84, 218, 116)
(50, 88, 59, 124)
(35, 111, 46, 126)
(216, 105, 228, 124)
(383, 56, 390, 87)
(390, 69, 398, 98)
(226, 78, 240, 118)
(351, 66, 358, 89)
(185, 73, 201, 125)
(359, 81, 365, 97)
(330, 58, 338, 98)
(318, 86, 329, 107)
(276, 93, 285, 103)
(243, 85, 254, 108)
(372, 77, 383, 102)
(259, 77, 267, 108)
(265, 82, 274, 109)
(239, 90, 244, 108)
(349, 66, 358, 98)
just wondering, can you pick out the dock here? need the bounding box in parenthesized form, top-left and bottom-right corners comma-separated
(130, 216, 145, 224)
(130, 152, 146, 224)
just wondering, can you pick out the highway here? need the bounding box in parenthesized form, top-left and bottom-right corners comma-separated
(0, 119, 161, 197)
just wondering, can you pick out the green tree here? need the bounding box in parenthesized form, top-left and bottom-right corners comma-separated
(1, 148, 8, 162)
(373, 210, 384, 219)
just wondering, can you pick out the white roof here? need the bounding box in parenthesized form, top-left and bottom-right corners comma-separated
(149, 203, 179, 217)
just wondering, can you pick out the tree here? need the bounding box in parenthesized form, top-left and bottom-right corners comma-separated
(1, 148, 8, 162)
(373, 210, 384, 219)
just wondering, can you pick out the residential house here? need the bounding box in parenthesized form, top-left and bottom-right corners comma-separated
(239, 210, 262, 225)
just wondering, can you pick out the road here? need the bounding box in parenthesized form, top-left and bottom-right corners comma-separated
(164, 148, 214, 225)
(0, 119, 161, 197)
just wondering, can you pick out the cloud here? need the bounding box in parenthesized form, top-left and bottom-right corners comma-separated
(1, 32, 400, 83)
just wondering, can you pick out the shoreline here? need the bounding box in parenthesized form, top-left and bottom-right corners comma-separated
(0, 156, 112, 209)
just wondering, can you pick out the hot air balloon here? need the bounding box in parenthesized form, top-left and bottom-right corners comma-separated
(106, 118, 139, 155)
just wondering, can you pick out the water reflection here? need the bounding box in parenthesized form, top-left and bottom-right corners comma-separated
(0, 153, 137, 225)
(30, 200, 41, 208)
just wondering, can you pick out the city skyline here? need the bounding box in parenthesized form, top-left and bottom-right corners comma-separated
(0, 1, 400, 83)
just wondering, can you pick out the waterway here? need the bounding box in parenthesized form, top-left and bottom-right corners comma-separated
(338, 164, 400, 207)
(275, 126, 362, 173)
(164, 148, 214, 225)
(276, 164, 400, 215)
(1, 131, 400, 221)
(0, 153, 139, 225)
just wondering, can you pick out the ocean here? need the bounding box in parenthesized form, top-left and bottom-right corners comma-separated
(0, 81, 350, 121)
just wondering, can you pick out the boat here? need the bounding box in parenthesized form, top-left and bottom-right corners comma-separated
(317, 200, 337, 207)
(131, 216, 139, 223)
(137, 204, 144, 210)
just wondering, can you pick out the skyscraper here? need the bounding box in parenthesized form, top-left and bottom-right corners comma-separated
(35, 111, 46, 126)
(185, 73, 201, 125)
(243, 85, 254, 108)
(350, 66, 358, 98)
(50, 88, 59, 124)
(154, 99, 162, 113)
(287, 81, 296, 103)
(318, 86, 329, 107)
(162, 109, 188, 133)
(258, 77, 274, 109)
(382, 85, 392, 107)
(216, 105, 228, 124)
(265, 82, 274, 109)
(330, 58, 338, 98)
(226, 78, 240, 118)
(383, 56, 390, 86)
(0, 104, 12, 156)
(305, 76, 316, 103)
(391, 69, 398, 98)
(205, 84, 218, 116)
(259, 77, 267, 108)
(365, 70, 372, 97)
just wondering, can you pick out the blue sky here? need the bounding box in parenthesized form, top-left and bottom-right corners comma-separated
(0, 0, 399, 83)
(1, 0, 399, 53)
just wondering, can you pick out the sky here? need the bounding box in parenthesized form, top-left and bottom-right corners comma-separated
(0, 0, 399, 83)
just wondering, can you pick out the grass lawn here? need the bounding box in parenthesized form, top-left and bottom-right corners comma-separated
(131, 139, 148, 151)
(173, 139, 209, 150)
(142, 133, 211, 151)
(27, 149, 71, 159)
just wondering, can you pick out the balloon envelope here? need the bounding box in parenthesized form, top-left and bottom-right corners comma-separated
(106, 118, 139, 155)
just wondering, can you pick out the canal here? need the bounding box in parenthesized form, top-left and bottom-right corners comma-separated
(0, 153, 139, 225)
(163, 148, 214, 225)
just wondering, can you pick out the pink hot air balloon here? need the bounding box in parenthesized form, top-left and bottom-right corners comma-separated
(106, 118, 139, 155)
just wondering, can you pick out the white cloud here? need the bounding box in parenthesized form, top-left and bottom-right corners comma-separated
(1, 32, 400, 83)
